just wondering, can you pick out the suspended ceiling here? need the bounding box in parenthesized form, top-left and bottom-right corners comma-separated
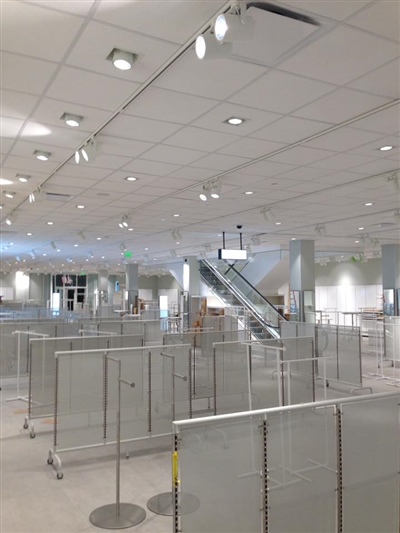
(1, 0, 399, 275)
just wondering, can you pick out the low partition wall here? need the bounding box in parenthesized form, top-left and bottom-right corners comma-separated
(163, 329, 249, 359)
(25, 334, 144, 437)
(173, 392, 400, 533)
(281, 322, 364, 390)
(384, 316, 400, 364)
(49, 344, 192, 478)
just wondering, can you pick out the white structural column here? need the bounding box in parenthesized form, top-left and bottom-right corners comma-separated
(126, 264, 139, 314)
(98, 270, 109, 316)
(381, 244, 400, 316)
(183, 256, 201, 329)
(289, 239, 315, 322)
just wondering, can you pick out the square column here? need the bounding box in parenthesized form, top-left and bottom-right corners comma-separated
(289, 240, 315, 322)
(382, 244, 400, 315)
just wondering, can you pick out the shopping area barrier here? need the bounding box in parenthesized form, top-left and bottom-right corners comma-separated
(280, 322, 370, 393)
(24, 334, 144, 438)
(173, 392, 400, 533)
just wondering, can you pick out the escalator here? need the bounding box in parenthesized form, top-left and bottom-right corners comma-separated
(199, 259, 285, 339)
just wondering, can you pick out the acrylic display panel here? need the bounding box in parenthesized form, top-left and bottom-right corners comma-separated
(29, 337, 74, 418)
(267, 406, 337, 533)
(250, 343, 281, 410)
(341, 396, 399, 533)
(337, 326, 361, 386)
(214, 342, 250, 414)
(179, 417, 263, 533)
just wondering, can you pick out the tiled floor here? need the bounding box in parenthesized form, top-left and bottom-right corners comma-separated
(1, 340, 398, 533)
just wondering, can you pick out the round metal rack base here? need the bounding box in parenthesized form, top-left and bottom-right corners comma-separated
(147, 491, 200, 516)
(89, 503, 146, 529)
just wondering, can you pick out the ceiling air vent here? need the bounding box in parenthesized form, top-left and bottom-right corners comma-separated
(231, 3, 321, 67)
(45, 192, 73, 202)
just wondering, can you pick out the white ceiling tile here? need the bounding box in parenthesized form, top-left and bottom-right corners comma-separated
(304, 127, 384, 151)
(102, 114, 182, 142)
(140, 145, 207, 166)
(239, 160, 297, 177)
(7, 140, 73, 163)
(309, 152, 378, 171)
(190, 153, 251, 171)
(279, 25, 399, 85)
(46, 67, 140, 111)
(251, 116, 332, 144)
(348, 159, 400, 175)
(347, 135, 400, 157)
(19, 123, 87, 149)
(1, 52, 58, 95)
(2, 2, 84, 61)
(80, 153, 133, 170)
(28, 1, 95, 16)
(57, 163, 113, 180)
(347, 1, 400, 42)
(280, 0, 370, 21)
(350, 105, 400, 135)
(122, 159, 181, 177)
(1, 90, 39, 121)
(167, 167, 218, 181)
(347, 57, 400, 99)
(94, 0, 226, 45)
(294, 87, 391, 124)
(268, 146, 335, 165)
(125, 87, 219, 125)
(277, 166, 334, 182)
(191, 102, 282, 136)
(98, 135, 154, 158)
(155, 51, 267, 100)
(218, 138, 286, 159)
(229, 70, 335, 114)
(0, 138, 16, 154)
(65, 21, 179, 84)
(164, 126, 238, 152)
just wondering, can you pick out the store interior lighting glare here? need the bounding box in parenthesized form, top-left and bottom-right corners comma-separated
(195, 33, 232, 60)
(214, 11, 255, 43)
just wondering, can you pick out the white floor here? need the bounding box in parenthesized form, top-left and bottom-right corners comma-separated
(1, 339, 399, 533)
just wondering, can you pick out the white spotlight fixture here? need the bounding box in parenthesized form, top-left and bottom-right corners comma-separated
(74, 137, 100, 164)
(261, 206, 274, 222)
(51, 241, 57, 250)
(78, 231, 86, 241)
(314, 223, 327, 236)
(30, 250, 36, 259)
(386, 172, 400, 190)
(170, 249, 177, 258)
(379, 145, 393, 151)
(34, 150, 51, 161)
(17, 174, 31, 183)
(29, 192, 35, 203)
(251, 235, 261, 246)
(110, 48, 136, 70)
(199, 182, 210, 201)
(210, 179, 221, 199)
(195, 33, 232, 60)
(120, 243, 127, 252)
(214, 12, 255, 43)
(225, 117, 245, 126)
(5, 217, 12, 226)
(61, 113, 83, 127)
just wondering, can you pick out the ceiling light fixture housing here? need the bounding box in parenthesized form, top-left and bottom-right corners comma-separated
(61, 113, 84, 127)
(125, 176, 137, 182)
(4, 191, 15, 199)
(34, 150, 51, 161)
(379, 145, 393, 151)
(107, 48, 137, 71)
(225, 117, 245, 126)
(195, 33, 232, 60)
(214, 11, 255, 43)
(17, 174, 31, 183)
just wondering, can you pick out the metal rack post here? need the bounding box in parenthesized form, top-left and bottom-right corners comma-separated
(89, 355, 146, 529)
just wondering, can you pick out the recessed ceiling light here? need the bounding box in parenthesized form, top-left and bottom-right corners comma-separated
(379, 145, 393, 151)
(57, 249, 60, 252)
(365, 202, 373, 206)
(61, 113, 83, 127)
(358, 227, 364, 230)
(0, 178, 13, 185)
(355, 240, 360, 243)
(275, 222, 282, 226)
(4, 191, 15, 198)
(17, 174, 31, 183)
(76, 205, 85, 209)
(291, 237, 296, 240)
(225, 117, 245, 126)
(43, 253, 47, 257)
(145, 248, 149, 251)
(34, 150, 51, 161)
(244, 191, 253, 195)
(74, 244, 79, 247)
(47, 221, 53, 225)
(108, 48, 137, 70)
(128, 228, 133, 231)
(27, 232, 32, 236)
(173, 214, 180, 217)
(125, 176, 137, 182)
(96, 237, 102, 240)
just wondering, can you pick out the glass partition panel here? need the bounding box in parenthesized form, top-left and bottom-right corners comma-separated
(143, 320, 164, 344)
(316, 325, 338, 383)
(280, 322, 298, 339)
(0, 324, 18, 377)
(341, 396, 399, 532)
(281, 337, 314, 362)
(179, 417, 262, 533)
(268, 406, 337, 533)
(56, 351, 105, 450)
(98, 321, 122, 335)
(214, 342, 250, 414)
(249, 343, 280, 410)
(121, 321, 145, 337)
(282, 356, 315, 406)
(111, 334, 144, 349)
(337, 326, 361, 386)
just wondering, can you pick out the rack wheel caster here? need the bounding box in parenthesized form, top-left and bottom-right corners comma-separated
(57, 473, 63, 480)
(47, 458, 53, 465)
(30, 432, 36, 439)
(23, 422, 28, 429)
